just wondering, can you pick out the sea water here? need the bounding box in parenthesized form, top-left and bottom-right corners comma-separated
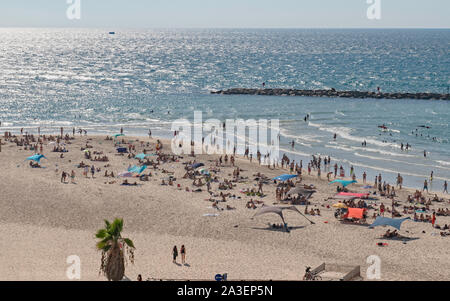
(0, 28, 449, 190)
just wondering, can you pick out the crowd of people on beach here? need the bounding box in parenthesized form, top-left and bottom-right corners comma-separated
(2, 125, 450, 281)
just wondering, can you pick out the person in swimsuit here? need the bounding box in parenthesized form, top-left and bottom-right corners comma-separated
(172, 246, 178, 264)
(180, 245, 186, 265)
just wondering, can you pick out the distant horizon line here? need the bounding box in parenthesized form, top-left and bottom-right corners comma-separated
(1, 26, 449, 30)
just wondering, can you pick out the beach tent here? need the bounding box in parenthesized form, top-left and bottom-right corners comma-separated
(329, 179, 357, 188)
(191, 163, 205, 169)
(26, 154, 47, 163)
(253, 206, 315, 225)
(286, 186, 316, 196)
(273, 174, 298, 182)
(345, 208, 366, 219)
(370, 217, 411, 230)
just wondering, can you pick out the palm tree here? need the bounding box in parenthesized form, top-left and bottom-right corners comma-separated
(96, 218, 135, 281)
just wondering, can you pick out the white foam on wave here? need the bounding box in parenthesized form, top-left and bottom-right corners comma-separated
(354, 152, 450, 171)
(436, 160, 450, 167)
(309, 121, 398, 149)
(279, 128, 322, 143)
(339, 158, 448, 181)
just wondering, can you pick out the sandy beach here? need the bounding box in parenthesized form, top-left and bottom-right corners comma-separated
(0, 133, 449, 281)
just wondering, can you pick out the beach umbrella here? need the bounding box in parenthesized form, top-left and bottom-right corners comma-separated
(369, 217, 411, 230)
(128, 165, 138, 172)
(329, 179, 357, 188)
(127, 165, 147, 174)
(113, 134, 125, 138)
(332, 203, 348, 209)
(273, 174, 298, 182)
(136, 165, 147, 175)
(191, 163, 204, 169)
(253, 206, 315, 225)
(26, 154, 47, 163)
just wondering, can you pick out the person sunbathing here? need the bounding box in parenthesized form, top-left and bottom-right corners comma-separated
(226, 205, 236, 211)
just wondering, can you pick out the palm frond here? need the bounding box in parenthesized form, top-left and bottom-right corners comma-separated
(95, 229, 107, 239)
(123, 238, 135, 249)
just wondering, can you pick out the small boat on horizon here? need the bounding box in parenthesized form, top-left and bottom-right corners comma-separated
(109, 32, 115, 35)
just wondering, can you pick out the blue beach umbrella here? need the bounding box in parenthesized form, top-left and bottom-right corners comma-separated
(273, 174, 298, 182)
(370, 217, 411, 230)
(191, 163, 205, 169)
(127, 165, 139, 173)
(128, 165, 147, 174)
(26, 154, 47, 163)
(136, 165, 147, 175)
(329, 179, 357, 188)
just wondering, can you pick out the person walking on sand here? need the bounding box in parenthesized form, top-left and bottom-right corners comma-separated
(180, 245, 186, 265)
(70, 170, 76, 184)
(431, 212, 436, 228)
(91, 165, 95, 178)
(172, 246, 178, 264)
